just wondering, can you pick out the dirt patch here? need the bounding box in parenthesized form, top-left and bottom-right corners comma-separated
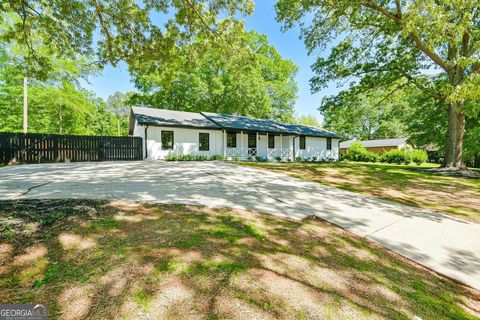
(0, 200, 478, 319)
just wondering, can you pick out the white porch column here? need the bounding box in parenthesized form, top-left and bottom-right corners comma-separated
(256, 132, 258, 156)
(280, 134, 283, 160)
(266, 132, 269, 159)
(240, 131, 244, 160)
(223, 130, 226, 157)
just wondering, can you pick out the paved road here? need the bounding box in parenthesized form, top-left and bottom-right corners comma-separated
(1, 161, 479, 290)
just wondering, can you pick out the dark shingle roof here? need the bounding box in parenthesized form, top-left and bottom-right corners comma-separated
(131, 107, 221, 129)
(131, 107, 341, 138)
(281, 123, 341, 139)
(201, 112, 289, 134)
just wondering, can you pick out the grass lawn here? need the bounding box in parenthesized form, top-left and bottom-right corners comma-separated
(1, 200, 479, 319)
(237, 161, 480, 223)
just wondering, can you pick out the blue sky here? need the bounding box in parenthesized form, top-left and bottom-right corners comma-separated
(82, 0, 341, 123)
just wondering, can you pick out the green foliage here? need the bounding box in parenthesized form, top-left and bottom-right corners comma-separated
(275, 156, 281, 162)
(210, 155, 227, 161)
(412, 150, 428, 165)
(321, 84, 411, 140)
(0, 44, 119, 136)
(381, 150, 413, 165)
(106, 91, 134, 136)
(295, 156, 302, 162)
(164, 154, 226, 161)
(1, 1, 254, 79)
(276, 0, 480, 167)
(294, 114, 321, 127)
(342, 142, 379, 163)
(32, 263, 64, 287)
(130, 29, 298, 122)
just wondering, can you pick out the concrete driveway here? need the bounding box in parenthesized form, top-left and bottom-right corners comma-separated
(1, 161, 479, 290)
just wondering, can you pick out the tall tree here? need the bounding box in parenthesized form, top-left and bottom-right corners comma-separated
(294, 114, 322, 127)
(1, 0, 254, 78)
(131, 29, 298, 122)
(106, 91, 133, 136)
(2, 1, 254, 132)
(320, 84, 410, 140)
(276, 0, 480, 168)
(0, 47, 116, 135)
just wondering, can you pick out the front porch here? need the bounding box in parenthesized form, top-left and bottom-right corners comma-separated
(223, 131, 295, 161)
(226, 147, 293, 161)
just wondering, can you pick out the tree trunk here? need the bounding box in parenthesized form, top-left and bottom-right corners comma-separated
(443, 102, 465, 169)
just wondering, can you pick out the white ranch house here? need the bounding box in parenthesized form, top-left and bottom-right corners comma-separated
(129, 107, 341, 161)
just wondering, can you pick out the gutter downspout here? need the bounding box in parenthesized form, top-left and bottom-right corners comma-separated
(144, 125, 149, 160)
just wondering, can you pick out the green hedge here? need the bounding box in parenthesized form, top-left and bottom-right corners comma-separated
(342, 142, 380, 163)
(411, 149, 429, 165)
(342, 142, 428, 165)
(165, 154, 226, 161)
(380, 149, 428, 165)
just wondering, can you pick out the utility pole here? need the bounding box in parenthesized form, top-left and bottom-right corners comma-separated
(23, 75, 28, 133)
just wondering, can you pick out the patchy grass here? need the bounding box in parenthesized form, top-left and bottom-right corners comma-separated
(0, 200, 479, 319)
(237, 161, 480, 223)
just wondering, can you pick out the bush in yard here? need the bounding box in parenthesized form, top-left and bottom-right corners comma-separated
(343, 142, 379, 162)
(275, 156, 281, 162)
(165, 154, 178, 161)
(295, 156, 302, 162)
(381, 149, 412, 164)
(255, 155, 262, 161)
(412, 149, 428, 165)
(165, 154, 227, 161)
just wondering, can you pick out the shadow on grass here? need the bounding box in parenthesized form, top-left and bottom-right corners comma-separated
(239, 161, 480, 222)
(0, 200, 479, 319)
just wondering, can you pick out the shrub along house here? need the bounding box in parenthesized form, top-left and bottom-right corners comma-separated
(129, 107, 341, 161)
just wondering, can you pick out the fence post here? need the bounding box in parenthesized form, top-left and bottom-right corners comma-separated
(98, 137, 103, 161)
(0, 133, 141, 163)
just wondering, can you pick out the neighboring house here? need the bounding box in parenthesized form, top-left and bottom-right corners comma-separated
(129, 107, 342, 161)
(340, 138, 411, 155)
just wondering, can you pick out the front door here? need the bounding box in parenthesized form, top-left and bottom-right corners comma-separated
(257, 134, 268, 158)
(248, 134, 257, 156)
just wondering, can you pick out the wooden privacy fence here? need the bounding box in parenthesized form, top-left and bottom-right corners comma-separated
(0, 132, 143, 164)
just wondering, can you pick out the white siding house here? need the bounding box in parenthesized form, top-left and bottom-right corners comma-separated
(129, 107, 341, 161)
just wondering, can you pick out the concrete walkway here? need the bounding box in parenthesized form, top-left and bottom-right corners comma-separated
(0, 161, 479, 290)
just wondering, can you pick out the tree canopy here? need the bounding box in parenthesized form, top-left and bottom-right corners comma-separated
(276, 0, 480, 168)
(130, 28, 298, 122)
(0, 47, 117, 135)
(320, 84, 411, 140)
(294, 114, 322, 127)
(1, 0, 255, 80)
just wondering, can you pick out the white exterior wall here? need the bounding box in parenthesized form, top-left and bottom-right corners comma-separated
(132, 121, 340, 161)
(143, 126, 224, 160)
(133, 120, 147, 158)
(296, 137, 340, 160)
